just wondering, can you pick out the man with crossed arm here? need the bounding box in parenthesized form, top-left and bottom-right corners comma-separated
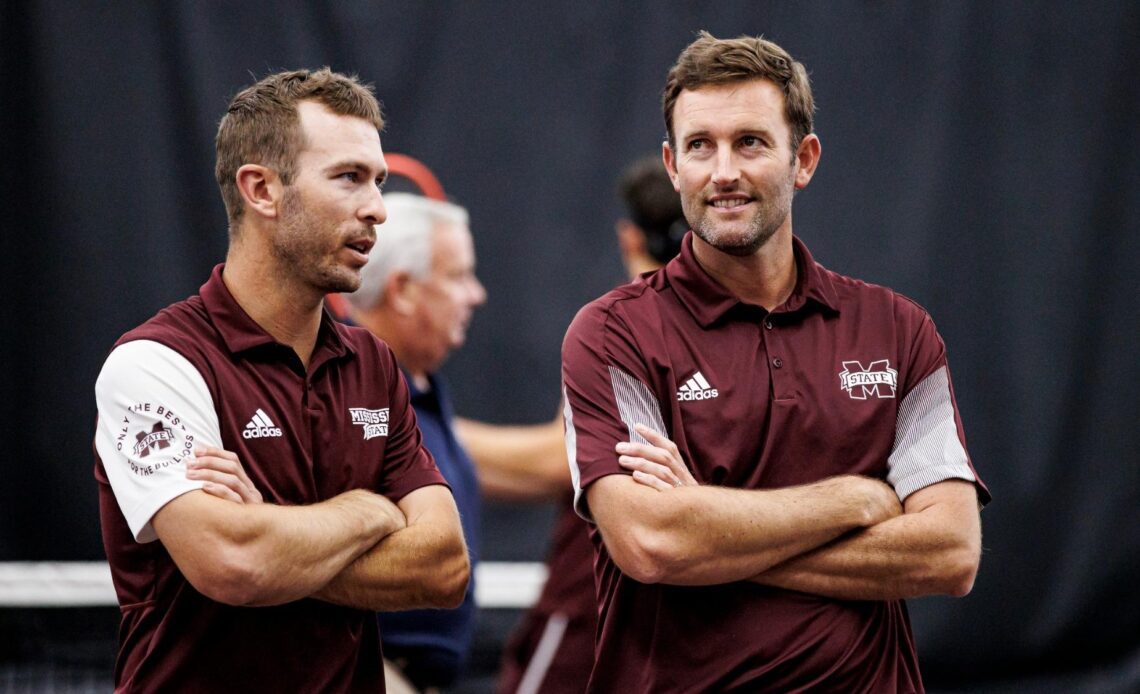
(93, 68, 467, 693)
(561, 33, 989, 692)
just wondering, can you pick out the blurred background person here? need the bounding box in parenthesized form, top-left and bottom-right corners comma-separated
(347, 155, 686, 694)
(340, 190, 487, 693)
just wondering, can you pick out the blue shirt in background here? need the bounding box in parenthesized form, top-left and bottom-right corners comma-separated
(378, 371, 481, 687)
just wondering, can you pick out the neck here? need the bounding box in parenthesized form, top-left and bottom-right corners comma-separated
(223, 243, 325, 368)
(691, 227, 797, 312)
(348, 305, 431, 390)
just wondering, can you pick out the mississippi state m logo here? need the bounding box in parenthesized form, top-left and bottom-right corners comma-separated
(133, 422, 173, 458)
(838, 360, 898, 399)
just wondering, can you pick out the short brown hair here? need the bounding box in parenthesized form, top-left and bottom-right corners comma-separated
(662, 31, 814, 153)
(215, 68, 384, 225)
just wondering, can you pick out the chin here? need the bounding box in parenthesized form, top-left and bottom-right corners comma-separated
(695, 224, 775, 257)
(698, 233, 763, 256)
(318, 269, 362, 294)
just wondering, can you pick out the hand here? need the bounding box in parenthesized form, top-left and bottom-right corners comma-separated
(335, 489, 408, 538)
(188, 445, 263, 504)
(616, 423, 698, 491)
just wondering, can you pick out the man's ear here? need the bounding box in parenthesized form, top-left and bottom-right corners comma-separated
(235, 164, 283, 219)
(793, 134, 822, 190)
(385, 271, 419, 317)
(662, 141, 681, 192)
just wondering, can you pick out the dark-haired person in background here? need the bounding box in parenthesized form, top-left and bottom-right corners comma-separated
(93, 68, 468, 693)
(493, 156, 686, 694)
(613, 155, 690, 276)
(562, 33, 989, 692)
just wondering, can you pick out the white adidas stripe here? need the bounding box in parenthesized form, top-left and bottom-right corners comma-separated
(677, 371, 719, 400)
(247, 409, 276, 429)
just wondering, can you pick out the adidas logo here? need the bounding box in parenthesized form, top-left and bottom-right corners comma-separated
(676, 371, 719, 401)
(242, 408, 283, 439)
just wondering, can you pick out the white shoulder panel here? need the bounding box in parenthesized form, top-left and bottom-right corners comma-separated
(94, 340, 222, 542)
(887, 366, 976, 500)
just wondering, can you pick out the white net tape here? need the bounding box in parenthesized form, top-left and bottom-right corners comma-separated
(0, 561, 546, 609)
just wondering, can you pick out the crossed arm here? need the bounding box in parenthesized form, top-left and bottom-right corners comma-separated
(155, 446, 468, 610)
(589, 424, 981, 599)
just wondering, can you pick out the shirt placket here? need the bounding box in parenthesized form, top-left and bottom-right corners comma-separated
(760, 315, 793, 401)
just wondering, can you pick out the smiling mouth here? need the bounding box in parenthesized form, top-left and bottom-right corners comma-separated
(709, 198, 751, 210)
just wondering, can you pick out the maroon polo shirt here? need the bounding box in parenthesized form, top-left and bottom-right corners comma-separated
(94, 264, 445, 693)
(562, 233, 988, 693)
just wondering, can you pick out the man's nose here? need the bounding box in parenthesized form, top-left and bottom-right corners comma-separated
(710, 149, 739, 187)
(470, 277, 487, 306)
(361, 187, 387, 225)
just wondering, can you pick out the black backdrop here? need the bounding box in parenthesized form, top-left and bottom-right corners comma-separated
(2, 2, 1138, 691)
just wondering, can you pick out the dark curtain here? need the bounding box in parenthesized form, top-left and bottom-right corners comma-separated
(2, 2, 1137, 690)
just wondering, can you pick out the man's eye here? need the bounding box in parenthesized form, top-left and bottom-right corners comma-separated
(340, 172, 358, 182)
(689, 140, 706, 151)
(741, 136, 761, 147)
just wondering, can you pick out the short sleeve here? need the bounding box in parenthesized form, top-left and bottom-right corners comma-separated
(94, 340, 223, 542)
(887, 306, 990, 504)
(562, 302, 667, 521)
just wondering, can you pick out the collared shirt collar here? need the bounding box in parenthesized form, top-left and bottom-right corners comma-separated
(199, 263, 354, 363)
(665, 232, 840, 328)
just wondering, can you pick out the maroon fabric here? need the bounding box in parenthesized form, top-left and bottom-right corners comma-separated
(562, 234, 988, 693)
(95, 264, 445, 693)
(532, 496, 597, 620)
(498, 495, 596, 694)
(497, 608, 595, 694)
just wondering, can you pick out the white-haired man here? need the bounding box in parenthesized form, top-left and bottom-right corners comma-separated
(340, 192, 487, 692)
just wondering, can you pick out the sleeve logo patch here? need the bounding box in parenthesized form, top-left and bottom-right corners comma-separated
(133, 422, 173, 457)
(349, 407, 389, 440)
(839, 360, 898, 399)
(115, 403, 195, 476)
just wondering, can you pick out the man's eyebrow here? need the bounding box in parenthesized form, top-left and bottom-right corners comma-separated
(739, 128, 778, 142)
(325, 159, 386, 178)
(325, 159, 366, 171)
(676, 128, 711, 143)
(680, 126, 778, 141)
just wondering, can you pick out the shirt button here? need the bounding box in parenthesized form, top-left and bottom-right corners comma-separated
(764, 320, 773, 330)
(772, 357, 783, 368)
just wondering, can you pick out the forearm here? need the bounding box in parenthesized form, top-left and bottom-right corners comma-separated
(454, 417, 569, 501)
(239, 493, 399, 605)
(752, 480, 982, 600)
(154, 489, 404, 607)
(315, 522, 469, 611)
(314, 486, 470, 611)
(591, 474, 899, 586)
